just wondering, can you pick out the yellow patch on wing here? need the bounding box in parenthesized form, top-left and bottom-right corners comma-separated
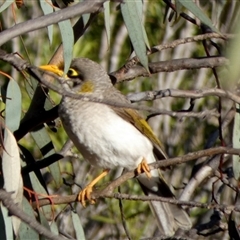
(78, 81, 94, 93)
(125, 109, 164, 148)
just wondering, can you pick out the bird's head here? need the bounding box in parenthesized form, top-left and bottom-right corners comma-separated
(40, 58, 112, 94)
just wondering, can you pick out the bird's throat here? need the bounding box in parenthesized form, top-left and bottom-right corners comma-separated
(78, 81, 94, 93)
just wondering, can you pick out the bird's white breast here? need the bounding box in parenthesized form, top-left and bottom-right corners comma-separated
(59, 99, 155, 170)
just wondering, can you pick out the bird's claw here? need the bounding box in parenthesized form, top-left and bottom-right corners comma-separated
(137, 158, 152, 178)
(78, 185, 94, 207)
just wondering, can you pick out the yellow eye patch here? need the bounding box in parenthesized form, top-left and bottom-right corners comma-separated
(67, 68, 79, 77)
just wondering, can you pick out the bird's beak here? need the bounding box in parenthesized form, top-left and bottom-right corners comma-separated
(39, 65, 64, 77)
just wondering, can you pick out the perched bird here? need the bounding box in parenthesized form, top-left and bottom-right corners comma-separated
(40, 58, 192, 236)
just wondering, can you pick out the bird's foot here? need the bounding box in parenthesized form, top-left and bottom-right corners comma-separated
(77, 169, 109, 207)
(78, 185, 96, 207)
(136, 158, 152, 178)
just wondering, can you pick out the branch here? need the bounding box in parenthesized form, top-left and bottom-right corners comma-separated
(31, 147, 240, 208)
(0, 0, 107, 46)
(110, 56, 229, 82)
(121, 33, 232, 71)
(127, 88, 240, 104)
(151, 33, 233, 52)
(31, 191, 239, 215)
(0, 50, 222, 119)
(0, 189, 66, 240)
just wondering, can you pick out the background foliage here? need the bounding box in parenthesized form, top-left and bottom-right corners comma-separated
(0, 0, 239, 239)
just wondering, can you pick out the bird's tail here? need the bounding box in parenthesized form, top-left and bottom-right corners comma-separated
(137, 172, 192, 237)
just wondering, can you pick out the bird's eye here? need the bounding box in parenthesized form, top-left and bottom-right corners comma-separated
(67, 68, 79, 77)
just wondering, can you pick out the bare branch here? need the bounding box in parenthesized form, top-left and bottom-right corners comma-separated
(127, 88, 240, 104)
(111, 56, 229, 82)
(0, 0, 107, 46)
(151, 33, 233, 52)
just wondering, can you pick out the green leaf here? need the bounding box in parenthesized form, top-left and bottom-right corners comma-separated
(104, 1, 110, 47)
(80, 0, 90, 25)
(135, 0, 150, 50)
(40, 0, 54, 45)
(0, 0, 14, 12)
(49, 221, 59, 235)
(227, 17, 240, 84)
(121, 1, 149, 70)
(38, 211, 50, 240)
(2, 128, 23, 236)
(177, 0, 220, 33)
(71, 211, 86, 240)
(0, 203, 13, 240)
(31, 128, 62, 188)
(28, 171, 53, 221)
(18, 197, 39, 240)
(58, 17, 74, 73)
(5, 79, 22, 132)
(233, 104, 240, 181)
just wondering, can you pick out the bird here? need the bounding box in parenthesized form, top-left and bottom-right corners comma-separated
(39, 58, 192, 236)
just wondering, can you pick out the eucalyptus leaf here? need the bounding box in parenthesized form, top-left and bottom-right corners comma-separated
(0, 0, 14, 12)
(18, 197, 39, 240)
(2, 128, 23, 235)
(178, 0, 220, 33)
(80, 0, 90, 25)
(40, 0, 54, 45)
(31, 128, 62, 188)
(135, 0, 150, 50)
(57, 16, 74, 73)
(71, 211, 85, 240)
(233, 104, 240, 181)
(104, 1, 110, 47)
(121, 1, 148, 71)
(0, 203, 13, 240)
(5, 78, 22, 132)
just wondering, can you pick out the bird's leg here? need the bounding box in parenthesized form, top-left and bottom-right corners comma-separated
(78, 169, 110, 207)
(136, 158, 152, 178)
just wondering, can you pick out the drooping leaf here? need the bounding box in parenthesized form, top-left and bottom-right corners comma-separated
(18, 197, 39, 240)
(121, 1, 149, 70)
(50, 221, 59, 235)
(5, 78, 22, 132)
(227, 16, 240, 86)
(0, 204, 13, 240)
(29, 171, 53, 221)
(71, 211, 86, 240)
(177, 0, 220, 33)
(233, 104, 240, 181)
(103, 1, 110, 47)
(38, 211, 50, 240)
(40, 0, 54, 45)
(31, 128, 62, 188)
(2, 128, 23, 235)
(0, 0, 14, 12)
(57, 15, 74, 73)
(135, 0, 150, 50)
(79, 0, 90, 25)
